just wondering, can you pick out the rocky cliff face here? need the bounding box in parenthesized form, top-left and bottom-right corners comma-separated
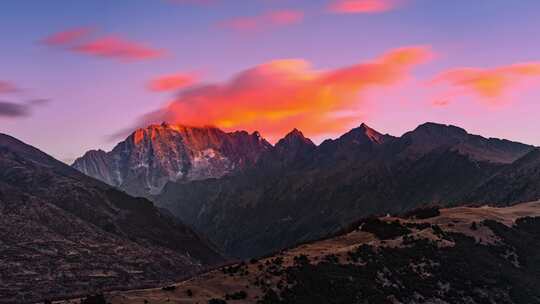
(73, 123, 272, 197)
(0, 133, 224, 303)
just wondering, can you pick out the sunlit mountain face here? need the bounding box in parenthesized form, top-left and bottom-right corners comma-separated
(2, 1, 540, 303)
(73, 122, 272, 196)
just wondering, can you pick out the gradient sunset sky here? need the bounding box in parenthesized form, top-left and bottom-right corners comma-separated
(1, 0, 540, 163)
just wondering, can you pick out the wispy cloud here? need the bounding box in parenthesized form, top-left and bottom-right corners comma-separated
(0, 98, 51, 119)
(148, 73, 198, 92)
(42, 28, 165, 62)
(329, 0, 402, 14)
(73, 36, 164, 61)
(0, 81, 20, 94)
(0, 80, 51, 118)
(220, 9, 304, 31)
(431, 62, 540, 105)
(432, 99, 450, 107)
(27, 98, 51, 106)
(41, 27, 93, 46)
(123, 46, 432, 141)
(0, 101, 29, 118)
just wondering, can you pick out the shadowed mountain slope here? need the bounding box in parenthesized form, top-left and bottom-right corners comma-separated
(153, 123, 535, 258)
(0, 133, 224, 303)
(467, 148, 540, 204)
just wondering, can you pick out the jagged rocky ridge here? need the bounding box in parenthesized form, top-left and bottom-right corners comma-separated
(73, 122, 537, 258)
(73, 123, 272, 197)
(151, 122, 536, 258)
(0, 134, 224, 303)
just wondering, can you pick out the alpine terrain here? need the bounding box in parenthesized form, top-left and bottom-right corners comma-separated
(0, 133, 224, 303)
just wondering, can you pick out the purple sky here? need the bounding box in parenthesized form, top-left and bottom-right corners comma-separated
(1, 0, 539, 163)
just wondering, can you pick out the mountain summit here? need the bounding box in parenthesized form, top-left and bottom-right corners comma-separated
(341, 123, 391, 144)
(73, 123, 272, 197)
(276, 128, 314, 147)
(399, 122, 533, 163)
(274, 128, 316, 161)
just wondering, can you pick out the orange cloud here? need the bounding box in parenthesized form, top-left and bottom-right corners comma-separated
(135, 46, 432, 141)
(220, 9, 304, 31)
(0, 81, 19, 94)
(329, 0, 401, 14)
(148, 73, 197, 92)
(432, 62, 540, 102)
(73, 36, 164, 61)
(42, 27, 93, 46)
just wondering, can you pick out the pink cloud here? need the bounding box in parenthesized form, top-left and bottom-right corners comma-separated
(42, 28, 165, 62)
(148, 73, 198, 92)
(329, 0, 401, 14)
(41, 27, 93, 46)
(72, 36, 164, 61)
(220, 9, 304, 31)
(432, 99, 450, 107)
(0, 81, 19, 94)
(267, 10, 305, 25)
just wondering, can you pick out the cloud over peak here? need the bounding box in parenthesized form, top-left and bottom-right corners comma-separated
(131, 46, 432, 141)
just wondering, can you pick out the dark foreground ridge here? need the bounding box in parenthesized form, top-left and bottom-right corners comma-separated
(102, 201, 540, 304)
(0, 134, 224, 303)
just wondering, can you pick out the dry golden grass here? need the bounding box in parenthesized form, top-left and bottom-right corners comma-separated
(60, 200, 540, 304)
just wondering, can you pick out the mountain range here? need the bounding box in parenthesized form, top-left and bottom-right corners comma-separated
(0, 133, 223, 303)
(3, 121, 540, 303)
(73, 122, 539, 258)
